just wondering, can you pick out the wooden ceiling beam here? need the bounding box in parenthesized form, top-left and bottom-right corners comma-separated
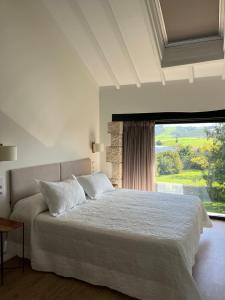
(73, 0, 120, 89)
(103, 0, 141, 88)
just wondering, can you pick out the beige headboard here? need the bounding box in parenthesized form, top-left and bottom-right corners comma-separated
(10, 158, 91, 209)
(60, 158, 91, 181)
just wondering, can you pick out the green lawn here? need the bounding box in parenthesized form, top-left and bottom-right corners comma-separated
(156, 169, 206, 186)
(203, 201, 225, 214)
(156, 137, 208, 147)
(156, 169, 225, 214)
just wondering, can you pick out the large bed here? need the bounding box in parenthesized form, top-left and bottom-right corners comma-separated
(8, 158, 212, 300)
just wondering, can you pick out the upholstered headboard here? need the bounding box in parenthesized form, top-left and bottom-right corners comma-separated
(9, 158, 91, 209)
(60, 158, 91, 181)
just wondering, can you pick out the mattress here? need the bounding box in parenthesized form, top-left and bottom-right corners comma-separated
(28, 189, 212, 300)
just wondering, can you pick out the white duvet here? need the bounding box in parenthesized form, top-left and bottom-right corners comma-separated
(12, 189, 212, 300)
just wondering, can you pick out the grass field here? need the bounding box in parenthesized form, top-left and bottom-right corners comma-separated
(156, 170, 206, 186)
(155, 125, 211, 147)
(203, 202, 225, 214)
(156, 170, 225, 214)
(156, 137, 209, 147)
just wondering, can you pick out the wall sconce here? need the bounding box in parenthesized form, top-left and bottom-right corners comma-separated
(0, 144, 17, 161)
(92, 142, 104, 153)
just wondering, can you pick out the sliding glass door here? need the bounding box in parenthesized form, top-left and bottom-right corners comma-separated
(155, 122, 225, 217)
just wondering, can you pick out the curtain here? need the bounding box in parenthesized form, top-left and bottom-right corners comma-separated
(122, 121, 155, 191)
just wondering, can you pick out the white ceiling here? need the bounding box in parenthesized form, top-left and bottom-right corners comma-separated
(43, 0, 225, 89)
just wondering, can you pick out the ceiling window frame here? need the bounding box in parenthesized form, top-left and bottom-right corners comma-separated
(145, 0, 225, 67)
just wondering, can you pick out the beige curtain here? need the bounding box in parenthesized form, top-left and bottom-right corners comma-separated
(122, 121, 155, 191)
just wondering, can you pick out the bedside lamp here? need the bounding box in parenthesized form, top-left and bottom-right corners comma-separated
(92, 143, 104, 153)
(0, 144, 17, 161)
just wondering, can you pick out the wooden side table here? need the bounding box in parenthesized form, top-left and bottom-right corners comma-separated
(0, 218, 24, 285)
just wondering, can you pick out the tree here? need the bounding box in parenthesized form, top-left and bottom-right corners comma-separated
(190, 156, 208, 170)
(178, 145, 195, 169)
(156, 140, 163, 146)
(157, 151, 183, 175)
(204, 124, 225, 200)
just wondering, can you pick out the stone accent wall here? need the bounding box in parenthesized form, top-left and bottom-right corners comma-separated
(106, 122, 123, 187)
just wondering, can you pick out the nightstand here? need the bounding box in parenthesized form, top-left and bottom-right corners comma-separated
(0, 218, 24, 285)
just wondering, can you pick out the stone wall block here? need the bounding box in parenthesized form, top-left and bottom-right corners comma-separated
(111, 134, 123, 147)
(108, 122, 123, 135)
(112, 163, 122, 180)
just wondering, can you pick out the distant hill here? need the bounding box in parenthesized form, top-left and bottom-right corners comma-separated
(155, 125, 214, 138)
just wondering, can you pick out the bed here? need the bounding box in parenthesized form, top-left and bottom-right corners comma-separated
(8, 158, 212, 300)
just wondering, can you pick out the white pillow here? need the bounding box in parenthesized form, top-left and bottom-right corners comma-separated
(11, 193, 48, 222)
(75, 172, 114, 199)
(9, 193, 48, 254)
(37, 177, 86, 216)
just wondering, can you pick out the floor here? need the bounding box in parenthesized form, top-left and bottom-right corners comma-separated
(0, 220, 224, 300)
(193, 220, 225, 300)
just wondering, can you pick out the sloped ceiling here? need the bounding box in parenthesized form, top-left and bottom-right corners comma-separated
(43, 0, 225, 89)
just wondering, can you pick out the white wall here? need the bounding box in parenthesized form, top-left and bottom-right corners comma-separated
(0, 0, 99, 217)
(100, 77, 225, 174)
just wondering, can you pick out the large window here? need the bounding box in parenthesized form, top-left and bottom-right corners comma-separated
(112, 110, 225, 217)
(155, 122, 225, 216)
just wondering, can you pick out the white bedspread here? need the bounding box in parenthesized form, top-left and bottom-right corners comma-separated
(29, 189, 212, 300)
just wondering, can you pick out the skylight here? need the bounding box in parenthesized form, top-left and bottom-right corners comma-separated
(147, 0, 224, 67)
(159, 0, 220, 44)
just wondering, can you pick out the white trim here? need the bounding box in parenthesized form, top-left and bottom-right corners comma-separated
(160, 70, 166, 86)
(163, 59, 223, 71)
(141, 0, 166, 85)
(167, 36, 222, 48)
(153, 0, 168, 46)
(219, 0, 225, 37)
(188, 65, 194, 84)
(222, 60, 225, 79)
(104, 0, 141, 88)
(145, 0, 164, 60)
(162, 39, 224, 68)
(72, 1, 120, 89)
